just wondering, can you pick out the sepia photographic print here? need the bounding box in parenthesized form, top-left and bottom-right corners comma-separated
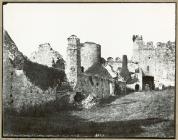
(2, 2, 176, 138)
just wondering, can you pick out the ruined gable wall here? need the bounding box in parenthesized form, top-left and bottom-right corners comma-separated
(30, 43, 64, 68)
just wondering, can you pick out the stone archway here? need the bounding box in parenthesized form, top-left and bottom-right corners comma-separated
(143, 76, 154, 90)
(135, 84, 139, 91)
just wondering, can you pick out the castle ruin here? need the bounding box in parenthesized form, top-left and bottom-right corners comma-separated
(66, 34, 175, 97)
(131, 35, 175, 90)
(66, 35, 114, 99)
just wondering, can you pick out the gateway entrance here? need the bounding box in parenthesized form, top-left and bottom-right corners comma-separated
(143, 76, 154, 90)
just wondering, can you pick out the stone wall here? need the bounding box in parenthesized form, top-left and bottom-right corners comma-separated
(9, 69, 56, 111)
(107, 61, 122, 73)
(30, 43, 65, 69)
(154, 42, 175, 87)
(66, 35, 113, 98)
(127, 68, 143, 91)
(3, 48, 14, 109)
(132, 35, 175, 88)
(132, 35, 144, 62)
(128, 62, 139, 73)
(75, 74, 113, 99)
(3, 50, 59, 111)
(66, 35, 81, 88)
(3, 30, 66, 111)
(81, 42, 101, 71)
(139, 48, 156, 76)
(107, 60, 140, 74)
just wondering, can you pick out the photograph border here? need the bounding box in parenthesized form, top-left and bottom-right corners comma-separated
(0, 1, 177, 139)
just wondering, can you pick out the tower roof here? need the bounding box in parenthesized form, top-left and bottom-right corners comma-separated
(85, 62, 112, 79)
(84, 42, 97, 45)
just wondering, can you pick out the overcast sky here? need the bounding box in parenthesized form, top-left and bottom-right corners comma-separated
(3, 3, 175, 60)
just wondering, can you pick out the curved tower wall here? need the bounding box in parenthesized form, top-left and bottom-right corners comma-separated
(81, 42, 101, 71)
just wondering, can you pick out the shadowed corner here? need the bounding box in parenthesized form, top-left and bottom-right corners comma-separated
(3, 2, 8, 6)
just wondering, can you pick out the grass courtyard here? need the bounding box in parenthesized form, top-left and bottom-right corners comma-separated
(3, 88, 175, 138)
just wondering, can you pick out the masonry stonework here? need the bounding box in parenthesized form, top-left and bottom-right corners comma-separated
(106, 35, 175, 91)
(66, 35, 81, 89)
(66, 35, 114, 99)
(131, 35, 175, 90)
(81, 42, 101, 71)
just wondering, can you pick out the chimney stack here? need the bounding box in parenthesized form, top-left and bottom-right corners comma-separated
(120, 55, 131, 82)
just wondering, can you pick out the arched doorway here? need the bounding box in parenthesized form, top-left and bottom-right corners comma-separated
(143, 76, 154, 90)
(81, 66, 84, 72)
(135, 84, 139, 91)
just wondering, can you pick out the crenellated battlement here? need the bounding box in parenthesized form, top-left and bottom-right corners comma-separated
(67, 35, 80, 46)
(132, 35, 143, 42)
(131, 35, 175, 89)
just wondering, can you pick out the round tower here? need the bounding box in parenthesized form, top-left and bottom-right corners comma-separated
(66, 35, 81, 88)
(81, 42, 101, 71)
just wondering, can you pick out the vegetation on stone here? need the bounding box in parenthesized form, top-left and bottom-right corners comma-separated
(3, 30, 66, 110)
